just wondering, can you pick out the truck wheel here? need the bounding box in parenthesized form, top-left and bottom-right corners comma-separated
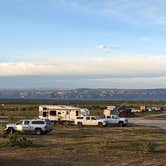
(35, 128, 42, 135)
(7, 128, 15, 134)
(119, 121, 124, 127)
(98, 122, 103, 127)
(44, 131, 48, 135)
(77, 122, 83, 127)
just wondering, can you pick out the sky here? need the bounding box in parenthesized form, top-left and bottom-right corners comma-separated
(1, 0, 166, 89)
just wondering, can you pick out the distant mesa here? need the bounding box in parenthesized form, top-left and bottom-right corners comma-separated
(0, 88, 166, 101)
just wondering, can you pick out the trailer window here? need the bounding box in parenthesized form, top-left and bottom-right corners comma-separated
(76, 111, 79, 116)
(77, 117, 83, 119)
(50, 111, 56, 116)
(43, 107, 47, 110)
(43, 112, 47, 117)
(86, 117, 90, 120)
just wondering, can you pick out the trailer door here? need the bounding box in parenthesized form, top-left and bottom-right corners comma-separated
(65, 110, 70, 121)
(70, 110, 77, 121)
(60, 110, 68, 121)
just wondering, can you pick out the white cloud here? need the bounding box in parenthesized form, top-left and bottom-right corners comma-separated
(0, 55, 166, 77)
(96, 44, 107, 49)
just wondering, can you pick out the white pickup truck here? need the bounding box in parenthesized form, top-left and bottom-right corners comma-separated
(105, 115, 128, 127)
(4, 119, 53, 135)
(75, 116, 107, 127)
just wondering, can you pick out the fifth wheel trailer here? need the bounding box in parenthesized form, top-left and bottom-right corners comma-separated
(39, 105, 90, 124)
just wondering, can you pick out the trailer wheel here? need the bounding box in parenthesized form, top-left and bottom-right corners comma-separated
(64, 121, 70, 126)
(98, 122, 104, 127)
(77, 122, 83, 127)
(119, 121, 124, 127)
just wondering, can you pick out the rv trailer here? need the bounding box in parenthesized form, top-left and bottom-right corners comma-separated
(39, 105, 90, 124)
(104, 106, 120, 116)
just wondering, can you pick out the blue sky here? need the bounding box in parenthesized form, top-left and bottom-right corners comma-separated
(0, 0, 166, 89)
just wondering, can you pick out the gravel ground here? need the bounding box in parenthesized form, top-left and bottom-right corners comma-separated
(129, 113, 166, 130)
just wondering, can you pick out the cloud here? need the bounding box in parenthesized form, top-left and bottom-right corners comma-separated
(96, 44, 119, 51)
(0, 55, 166, 77)
(96, 44, 107, 49)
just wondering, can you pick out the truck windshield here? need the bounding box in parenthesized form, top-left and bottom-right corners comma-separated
(91, 117, 96, 120)
(93, 116, 100, 120)
(16, 121, 22, 125)
(45, 119, 52, 125)
(113, 116, 118, 119)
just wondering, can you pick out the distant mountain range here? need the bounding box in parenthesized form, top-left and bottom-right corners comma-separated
(1, 88, 166, 101)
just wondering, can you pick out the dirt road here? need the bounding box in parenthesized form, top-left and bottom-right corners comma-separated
(129, 113, 166, 130)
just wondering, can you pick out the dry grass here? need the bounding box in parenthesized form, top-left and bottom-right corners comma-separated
(0, 104, 165, 165)
(0, 125, 166, 166)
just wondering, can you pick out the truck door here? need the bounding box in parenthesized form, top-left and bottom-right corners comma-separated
(91, 117, 97, 125)
(106, 116, 113, 124)
(112, 115, 118, 124)
(85, 116, 91, 125)
(22, 120, 30, 132)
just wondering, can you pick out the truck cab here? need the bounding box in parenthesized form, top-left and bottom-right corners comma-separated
(105, 115, 128, 127)
(74, 116, 107, 127)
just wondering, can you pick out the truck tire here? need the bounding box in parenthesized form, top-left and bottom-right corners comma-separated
(98, 122, 104, 127)
(77, 122, 83, 127)
(119, 121, 124, 127)
(35, 128, 42, 135)
(44, 131, 48, 135)
(7, 127, 15, 134)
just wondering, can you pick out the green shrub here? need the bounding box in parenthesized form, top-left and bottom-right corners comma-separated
(4, 134, 33, 148)
(8, 134, 18, 146)
(141, 142, 157, 153)
(17, 136, 32, 147)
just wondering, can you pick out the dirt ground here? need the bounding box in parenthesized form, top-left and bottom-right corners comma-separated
(0, 125, 166, 166)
